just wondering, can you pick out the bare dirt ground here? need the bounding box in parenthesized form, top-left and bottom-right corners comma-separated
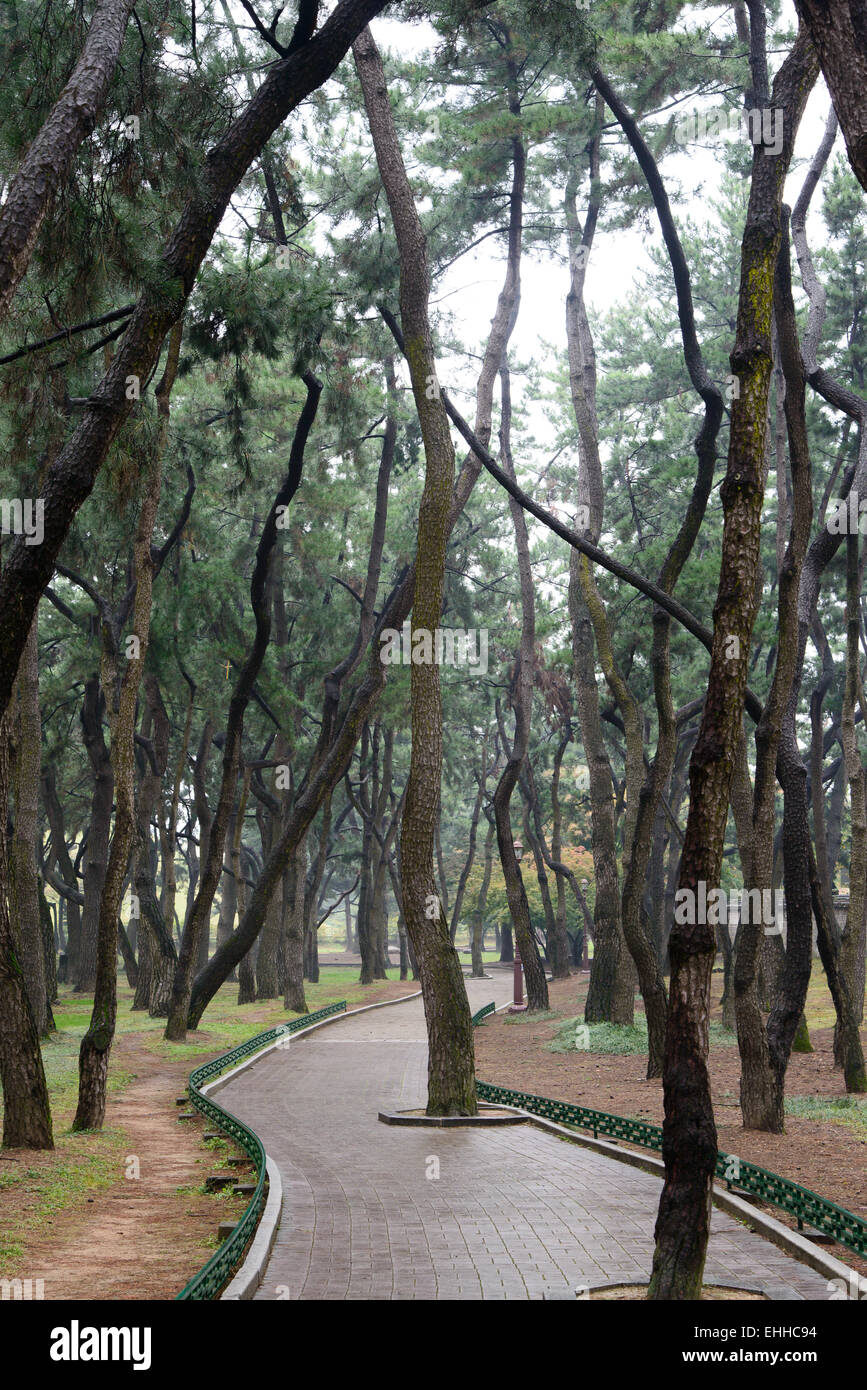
(3, 1035, 240, 1300)
(474, 971, 867, 1280)
(1, 981, 418, 1301)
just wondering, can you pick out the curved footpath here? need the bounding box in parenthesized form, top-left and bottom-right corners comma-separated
(217, 976, 831, 1300)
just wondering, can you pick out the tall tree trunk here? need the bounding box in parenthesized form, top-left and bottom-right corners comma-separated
(831, 530, 867, 1084)
(236, 834, 256, 1006)
(191, 721, 214, 978)
(134, 675, 176, 1016)
(387, 854, 409, 981)
(564, 134, 633, 1023)
(77, 677, 113, 993)
(492, 364, 548, 1012)
(649, 31, 817, 1296)
(302, 795, 331, 985)
(283, 843, 308, 1013)
(449, 734, 488, 946)
(38, 875, 57, 1020)
(499, 920, 513, 963)
(344, 892, 353, 953)
(548, 737, 573, 980)
(355, 731, 376, 985)
(354, 26, 478, 1111)
(371, 851, 389, 978)
(256, 800, 283, 998)
(160, 669, 194, 935)
(521, 802, 554, 964)
(9, 616, 48, 1034)
(215, 807, 238, 969)
(0, 710, 53, 1148)
(470, 816, 495, 979)
(73, 358, 167, 1129)
(811, 841, 867, 1091)
(737, 202, 819, 1131)
(42, 765, 82, 985)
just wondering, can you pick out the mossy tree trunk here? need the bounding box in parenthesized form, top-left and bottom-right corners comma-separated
(649, 29, 817, 1297)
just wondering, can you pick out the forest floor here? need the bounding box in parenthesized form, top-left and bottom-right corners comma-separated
(473, 964, 867, 1282)
(0, 966, 416, 1299)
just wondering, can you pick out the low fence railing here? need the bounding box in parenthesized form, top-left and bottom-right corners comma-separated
(176, 1000, 347, 1300)
(471, 1003, 867, 1262)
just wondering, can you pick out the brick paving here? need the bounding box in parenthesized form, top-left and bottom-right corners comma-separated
(217, 978, 833, 1300)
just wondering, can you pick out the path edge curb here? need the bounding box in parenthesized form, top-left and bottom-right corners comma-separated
(218, 1156, 283, 1301)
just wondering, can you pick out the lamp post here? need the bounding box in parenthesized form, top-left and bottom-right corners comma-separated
(508, 839, 527, 1013)
(581, 879, 590, 971)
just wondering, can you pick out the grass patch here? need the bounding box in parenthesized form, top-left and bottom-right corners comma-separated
(0, 1132, 124, 1277)
(785, 1094, 867, 1136)
(547, 1016, 737, 1055)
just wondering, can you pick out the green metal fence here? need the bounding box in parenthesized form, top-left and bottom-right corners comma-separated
(176, 1000, 347, 1300)
(471, 1003, 867, 1262)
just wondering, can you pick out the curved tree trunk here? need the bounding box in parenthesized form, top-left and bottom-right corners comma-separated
(649, 31, 817, 1295)
(353, 26, 481, 1111)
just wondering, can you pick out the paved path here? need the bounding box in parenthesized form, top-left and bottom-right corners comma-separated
(218, 978, 831, 1300)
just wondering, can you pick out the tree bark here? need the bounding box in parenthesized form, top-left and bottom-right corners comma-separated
(42, 765, 82, 986)
(133, 676, 177, 1016)
(353, 25, 479, 1110)
(649, 29, 817, 1296)
(795, 0, 867, 194)
(492, 365, 548, 1013)
(449, 735, 489, 946)
(563, 127, 634, 1025)
(470, 816, 495, 979)
(0, 0, 135, 324)
(283, 843, 308, 1013)
(0, 708, 53, 1147)
(9, 615, 49, 1034)
(77, 677, 113, 994)
(73, 382, 165, 1129)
